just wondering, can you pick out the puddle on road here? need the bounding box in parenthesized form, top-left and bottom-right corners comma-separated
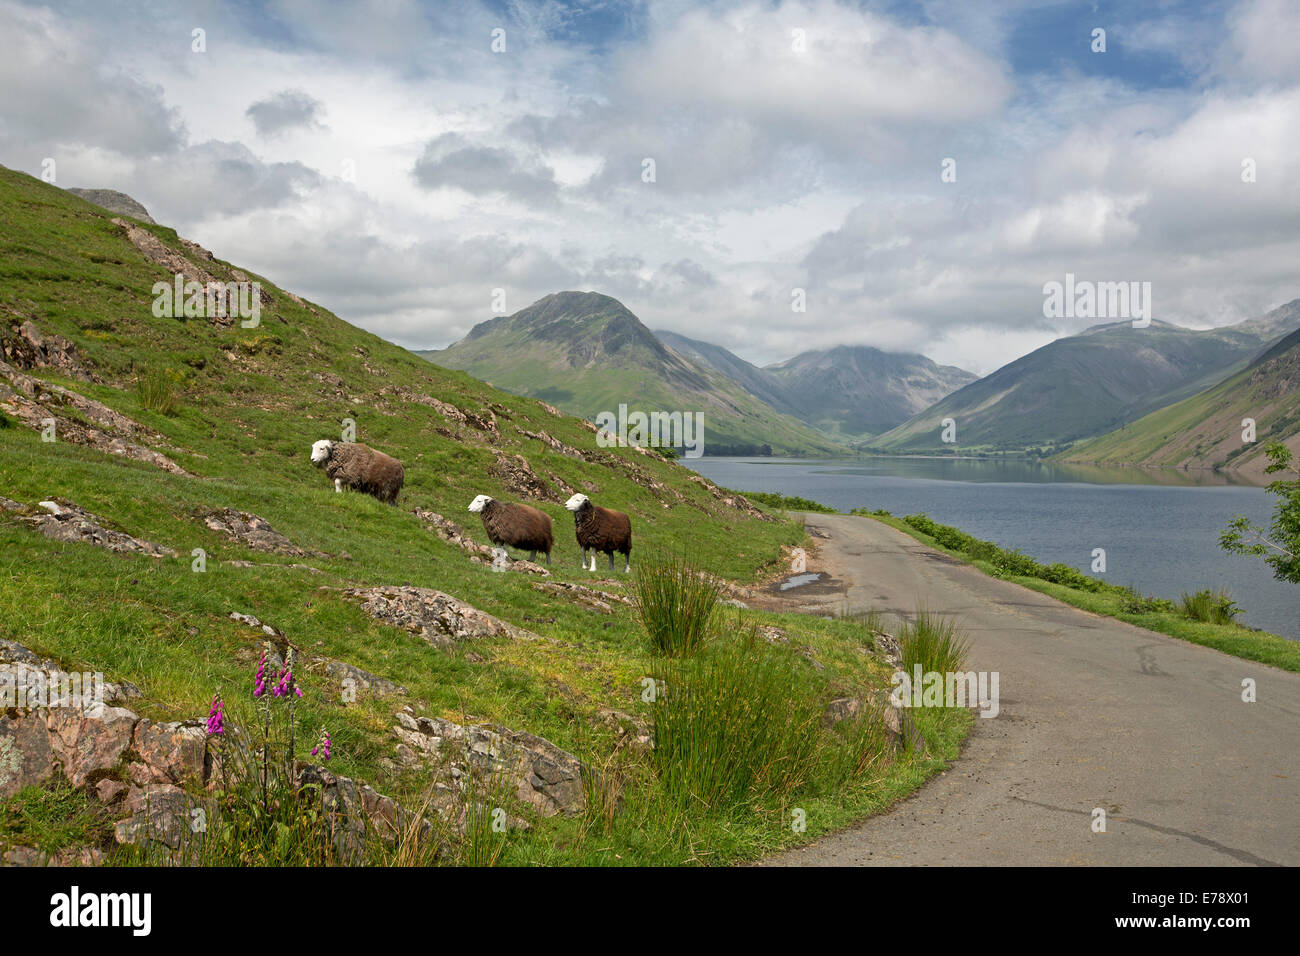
(778, 572, 825, 591)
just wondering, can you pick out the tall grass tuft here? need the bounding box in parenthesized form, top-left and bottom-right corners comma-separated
(651, 631, 823, 811)
(633, 551, 721, 657)
(137, 368, 179, 416)
(899, 609, 970, 675)
(1180, 589, 1241, 625)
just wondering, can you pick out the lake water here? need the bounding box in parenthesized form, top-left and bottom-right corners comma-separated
(686, 456, 1298, 641)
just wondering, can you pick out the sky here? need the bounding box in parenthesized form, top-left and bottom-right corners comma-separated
(2, 0, 1298, 375)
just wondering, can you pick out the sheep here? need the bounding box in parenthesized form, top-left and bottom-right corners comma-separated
(564, 493, 632, 573)
(468, 494, 553, 564)
(310, 439, 405, 504)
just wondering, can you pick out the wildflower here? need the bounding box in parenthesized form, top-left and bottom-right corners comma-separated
(310, 729, 332, 761)
(205, 695, 224, 736)
(253, 649, 267, 699)
(273, 666, 294, 699)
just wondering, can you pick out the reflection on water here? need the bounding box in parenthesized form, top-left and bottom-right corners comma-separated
(687, 456, 1297, 641)
(757, 455, 1259, 487)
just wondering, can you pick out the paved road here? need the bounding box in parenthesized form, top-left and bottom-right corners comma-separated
(765, 513, 1300, 866)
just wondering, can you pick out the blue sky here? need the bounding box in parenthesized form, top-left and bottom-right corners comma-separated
(3, 0, 1298, 374)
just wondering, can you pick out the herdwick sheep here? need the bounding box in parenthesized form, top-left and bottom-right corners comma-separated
(310, 440, 405, 504)
(468, 494, 553, 564)
(565, 493, 632, 573)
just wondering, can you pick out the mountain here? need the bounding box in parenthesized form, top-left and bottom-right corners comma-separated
(653, 330, 797, 413)
(654, 332, 975, 440)
(422, 292, 843, 455)
(763, 345, 977, 439)
(1059, 322, 1300, 481)
(64, 187, 155, 223)
(867, 305, 1300, 453)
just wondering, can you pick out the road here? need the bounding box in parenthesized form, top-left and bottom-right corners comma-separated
(764, 513, 1300, 866)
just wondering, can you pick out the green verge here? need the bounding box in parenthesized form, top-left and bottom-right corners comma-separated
(854, 510, 1300, 672)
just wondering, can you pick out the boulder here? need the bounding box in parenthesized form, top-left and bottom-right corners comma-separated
(331, 585, 539, 648)
(393, 712, 586, 818)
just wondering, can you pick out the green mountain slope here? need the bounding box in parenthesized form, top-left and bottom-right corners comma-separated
(867, 306, 1300, 453)
(1058, 324, 1300, 480)
(0, 164, 957, 865)
(654, 332, 975, 440)
(422, 292, 844, 456)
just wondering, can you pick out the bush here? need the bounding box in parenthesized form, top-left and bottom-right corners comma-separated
(633, 551, 721, 657)
(1118, 592, 1176, 614)
(651, 632, 824, 811)
(1179, 589, 1241, 625)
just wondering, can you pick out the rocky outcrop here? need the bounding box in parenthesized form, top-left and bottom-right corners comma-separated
(0, 641, 439, 864)
(0, 359, 189, 475)
(199, 508, 322, 557)
(821, 693, 926, 754)
(531, 581, 632, 614)
(685, 474, 771, 520)
(393, 711, 585, 818)
(329, 585, 540, 649)
(20, 500, 176, 557)
(1, 316, 94, 382)
(66, 188, 155, 223)
(491, 452, 557, 501)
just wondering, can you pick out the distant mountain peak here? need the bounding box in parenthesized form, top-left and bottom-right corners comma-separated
(65, 188, 154, 223)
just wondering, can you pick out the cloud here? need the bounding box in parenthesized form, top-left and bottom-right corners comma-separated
(0, 2, 185, 159)
(246, 89, 326, 137)
(412, 133, 558, 205)
(3, 0, 1297, 378)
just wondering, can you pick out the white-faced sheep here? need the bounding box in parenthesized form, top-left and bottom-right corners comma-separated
(310, 439, 405, 504)
(564, 493, 632, 573)
(468, 494, 553, 564)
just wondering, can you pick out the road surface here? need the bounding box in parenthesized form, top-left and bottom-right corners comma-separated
(764, 513, 1300, 866)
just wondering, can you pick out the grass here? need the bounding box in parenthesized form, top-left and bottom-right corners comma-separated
(864, 511, 1300, 671)
(0, 164, 973, 866)
(650, 630, 824, 811)
(136, 367, 180, 415)
(1179, 588, 1241, 625)
(899, 610, 971, 676)
(0, 782, 116, 858)
(632, 551, 721, 656)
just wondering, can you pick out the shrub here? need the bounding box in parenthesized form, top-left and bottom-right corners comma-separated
(633, 551, 721, 657)
(1118, 592, 1176, 614)
(1180, 589, 1241, 625)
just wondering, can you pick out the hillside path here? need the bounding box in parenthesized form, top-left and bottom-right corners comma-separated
(763, 513, 1300, 866)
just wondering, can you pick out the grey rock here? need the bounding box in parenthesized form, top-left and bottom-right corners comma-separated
(66, 188, 155, 223)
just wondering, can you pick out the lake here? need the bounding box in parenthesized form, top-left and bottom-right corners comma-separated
(686, 456, 1298, 641)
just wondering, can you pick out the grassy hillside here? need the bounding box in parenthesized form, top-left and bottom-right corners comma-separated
(423, 292, 844, 456)
(1059, 325, 1300, 481)
(867, 310, 1300, 455)
(0, 165, 962, 866)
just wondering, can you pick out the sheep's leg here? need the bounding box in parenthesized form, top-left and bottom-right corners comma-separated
(624, 555, 630, 573)
(334, 478, 343, 493)
(545, 550, 551, 566)
(608, 552, 616, 572)
(528, 550, 537, 563)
